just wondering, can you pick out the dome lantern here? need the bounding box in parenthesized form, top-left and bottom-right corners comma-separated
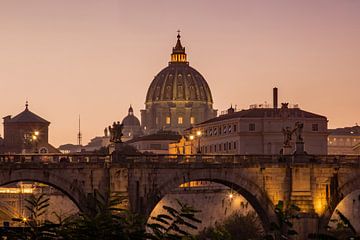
(170, 31, 188, 64)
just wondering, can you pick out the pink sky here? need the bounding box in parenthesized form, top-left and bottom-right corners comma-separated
(0, 0, 359, 147)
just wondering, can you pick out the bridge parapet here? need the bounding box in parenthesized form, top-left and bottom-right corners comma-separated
(0, 154, 111, 164)
(0, 154, 359, 166)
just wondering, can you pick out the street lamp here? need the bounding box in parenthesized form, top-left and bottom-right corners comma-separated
(32, 131, 39, 153)
(189, 135, 194, 154)
(196, 130, 202, 154)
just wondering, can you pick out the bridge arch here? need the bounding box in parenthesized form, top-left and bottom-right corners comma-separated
(0, 168, 88, 213)
(145, 169, 276, 231)
(320, 175, 360, 231)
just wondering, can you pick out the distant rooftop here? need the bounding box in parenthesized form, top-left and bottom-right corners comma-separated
(329, 125, 360, 136)
(126, 130, 181, 143)
(199, 104, 326, 125)
(4, 102, 49, 124)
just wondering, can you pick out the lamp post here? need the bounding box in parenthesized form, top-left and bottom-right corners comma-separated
(32, 131, 39, 153)
(189, 135, 194, 154)
(196, 130, 202, 154)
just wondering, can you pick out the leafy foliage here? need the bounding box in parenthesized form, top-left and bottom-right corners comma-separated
(320, 209, 360, 240)
(265, 200, 301, 240)
(0, 192, 202, 240)
(6, 193, 58, 240)
(196, 211, 263, 240)
(147, 199, 201, 240)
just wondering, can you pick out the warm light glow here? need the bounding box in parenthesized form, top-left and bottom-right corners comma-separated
(229, 193, 234, 199)
(189, 135, 194, 140)
(0, 187, 34, 194)
(22, 217, 27, 222)
(166, 117, 171, 125)
(196, 130, 202, 137)
(34, 131, 39, 136)
(314, 198, 325, 215)
(32, 135, 37, 140)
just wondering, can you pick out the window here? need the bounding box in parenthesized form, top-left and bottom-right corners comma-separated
(228, 125, 232, 133)
(229, 142, 232, 150)
(249, 123, 256, 131)
(190, 117, 195, 124)
(178, 117, 183, 124)
(214, 145, 217, 152)
(312, 124, 319, 131)
(224, 143, 227, 151)
(219, 144, 222, 151)
(233, 141, 237, 149)
(210, 145, 213, 153)
(214, 127, 218, 136)
(233, 124, 237, 132)
(223, 126, 227, 134)
(166, 116, 171, 125)
(219, 126, 222, 135)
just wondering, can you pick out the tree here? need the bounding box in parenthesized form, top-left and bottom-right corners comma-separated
(6, 193, 58, 240)
(196, 211, 263, 240)
(147, 199, 201, 240)
(265, 200, 301, 240)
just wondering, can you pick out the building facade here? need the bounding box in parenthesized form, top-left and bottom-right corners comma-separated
(126, 130, 181, 154)
(182, 89, 328, 155)
(1, 103, 58, 154)
(328, 125, 360, 154)
(141, 33, 217, 135)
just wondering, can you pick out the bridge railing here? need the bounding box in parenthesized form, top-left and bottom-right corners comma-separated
(124, 154, 287, 164)
(308, 155, 360, 165)
(0, 154, 110, 164)
(0, 153, 360, 166)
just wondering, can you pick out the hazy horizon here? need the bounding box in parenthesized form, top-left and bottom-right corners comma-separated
(1, 0, 359, 147)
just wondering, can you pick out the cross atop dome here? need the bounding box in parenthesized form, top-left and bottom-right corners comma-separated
(170, 30, 188, 64)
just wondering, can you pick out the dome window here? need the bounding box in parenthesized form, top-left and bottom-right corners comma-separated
(190, 117, 195, 124)
(166, 117, 171, 125)
(178, 117, 183, 125)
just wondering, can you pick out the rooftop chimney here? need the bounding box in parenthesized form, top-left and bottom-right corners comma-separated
(273, 87, 278, 109)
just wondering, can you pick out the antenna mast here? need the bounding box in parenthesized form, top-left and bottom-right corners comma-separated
(77, 115, 82, 146)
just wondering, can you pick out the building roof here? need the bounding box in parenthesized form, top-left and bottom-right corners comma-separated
(198, 107, 327, 125)
(5, 103, 50, 124)
(122, 105, 140, 126)
(126, 130, 182, 143)
(329, 125, 360, 136)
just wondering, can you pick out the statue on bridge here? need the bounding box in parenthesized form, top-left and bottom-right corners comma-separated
(294, 121, 304, 142)
(282, 126, 293, 147)
(108, 121, 123, 143)
(282, 121, 304, 147)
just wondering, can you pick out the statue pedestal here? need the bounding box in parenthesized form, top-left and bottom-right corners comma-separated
(109, 143, 115, 154)
(282, 145, 292, 155)
(294, 141, 305, 155)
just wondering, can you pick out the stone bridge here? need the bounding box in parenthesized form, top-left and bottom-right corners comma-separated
(0, 153, 360, 238)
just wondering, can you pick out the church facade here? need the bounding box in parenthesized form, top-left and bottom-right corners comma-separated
(1, 103, 59, 154)
(141, 33, 217, 135)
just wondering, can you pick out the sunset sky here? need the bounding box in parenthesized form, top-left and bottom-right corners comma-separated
(0, 0, 359, 146)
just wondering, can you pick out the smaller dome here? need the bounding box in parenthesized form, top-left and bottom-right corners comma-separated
(122, 105, 140, 126)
